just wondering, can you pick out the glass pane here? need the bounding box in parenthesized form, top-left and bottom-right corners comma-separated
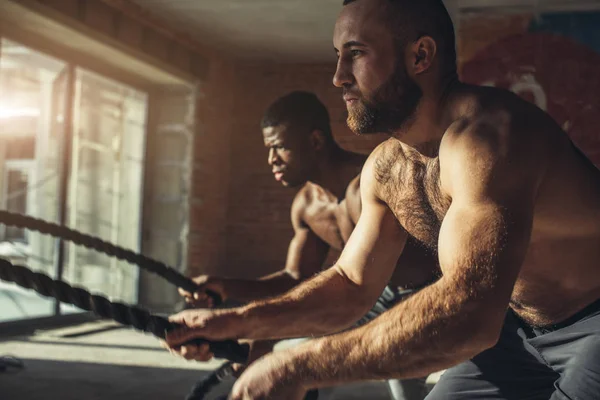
(5, 168, 29, 240)
(0, 39, 67, 322)
(62, 68, 147, 307)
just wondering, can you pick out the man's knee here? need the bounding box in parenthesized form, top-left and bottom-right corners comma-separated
(423, 365, 490, 400)
(387, 377, 427, 400)
(551, 335, 600, 400)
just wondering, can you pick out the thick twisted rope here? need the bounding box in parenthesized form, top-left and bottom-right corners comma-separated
(185, 361, 236, 400)
(0, 260, 247, 363)
(0, 210, 221, 303)
(0, 211, 317, 399)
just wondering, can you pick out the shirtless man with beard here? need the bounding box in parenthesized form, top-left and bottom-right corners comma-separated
(167, 1, 600, 399)
(180, 91, 436, 399)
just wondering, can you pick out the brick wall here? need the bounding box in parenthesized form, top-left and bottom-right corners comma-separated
(36, 0, 209, 77)
(187, 57, 236, 277)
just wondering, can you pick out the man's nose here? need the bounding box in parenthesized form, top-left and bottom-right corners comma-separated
(268, 148, 277, 165)
(333, 58, 352, 88)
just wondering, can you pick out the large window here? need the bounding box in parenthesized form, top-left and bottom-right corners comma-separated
(0, 39, 148, 323)
(63, 68, 147, 307)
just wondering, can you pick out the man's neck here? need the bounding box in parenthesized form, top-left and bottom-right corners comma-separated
(310, 148, 365, 200)
(392, 75, 463, 157)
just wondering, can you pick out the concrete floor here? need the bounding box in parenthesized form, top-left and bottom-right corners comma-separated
(0, 321, 441, 400)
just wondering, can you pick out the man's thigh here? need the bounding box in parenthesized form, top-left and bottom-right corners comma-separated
(426, 312, 558, 400)
(549, 334, 600, 400)
(529, 310, 600, 400)
(388, 377, 428, 400)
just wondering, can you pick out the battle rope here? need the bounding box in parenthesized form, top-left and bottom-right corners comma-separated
(0, 211, 318, 399)
(0, 260, 247, 363)
(0, 210, 221, 303)
(185, 361, 236, 400)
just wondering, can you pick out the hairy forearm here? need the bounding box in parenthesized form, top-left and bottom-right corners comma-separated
(223, 270, 299, 303)
(232, 267, 373, 340)
(284, 279, 495, 388)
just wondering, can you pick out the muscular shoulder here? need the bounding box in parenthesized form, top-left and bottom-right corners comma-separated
(345, 175, 361, 202)
(440, 88, 553, 199)
(344, 174, 362, 223)
(362, 139, 404, 201)
(290, 184, 314, 229)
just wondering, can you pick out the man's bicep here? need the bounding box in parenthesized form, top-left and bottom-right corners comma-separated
(335, 196, 407, 297)
(439, 119, 541, 328)
(439, 200, 532, 311)
(284, 227, 330, 280)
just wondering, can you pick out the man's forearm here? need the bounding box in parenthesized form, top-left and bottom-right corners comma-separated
(223, 271, 299, 303)
(231, 267, 373, 340)
(281, 279, 495, 388)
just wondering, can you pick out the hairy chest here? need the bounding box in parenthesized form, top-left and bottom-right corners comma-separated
(376, 151, 451, 249)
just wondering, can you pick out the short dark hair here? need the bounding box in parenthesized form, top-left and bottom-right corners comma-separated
(342, 0, 457, 73)
(261, 91, 333, 142)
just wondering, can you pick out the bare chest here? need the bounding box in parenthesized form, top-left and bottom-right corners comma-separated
(304, 196, 355, 251)
(377, 153, 451, 249)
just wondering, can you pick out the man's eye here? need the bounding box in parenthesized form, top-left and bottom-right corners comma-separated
(351, 49, 363, 57)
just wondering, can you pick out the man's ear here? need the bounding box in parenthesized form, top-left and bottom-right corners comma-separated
(409, 36, 437, 75)
(309, 130, 327, 151)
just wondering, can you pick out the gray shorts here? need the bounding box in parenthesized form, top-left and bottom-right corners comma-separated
(427, 298, 600, 400)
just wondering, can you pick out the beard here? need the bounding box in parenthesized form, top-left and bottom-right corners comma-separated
(346, 64, 423, 135)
